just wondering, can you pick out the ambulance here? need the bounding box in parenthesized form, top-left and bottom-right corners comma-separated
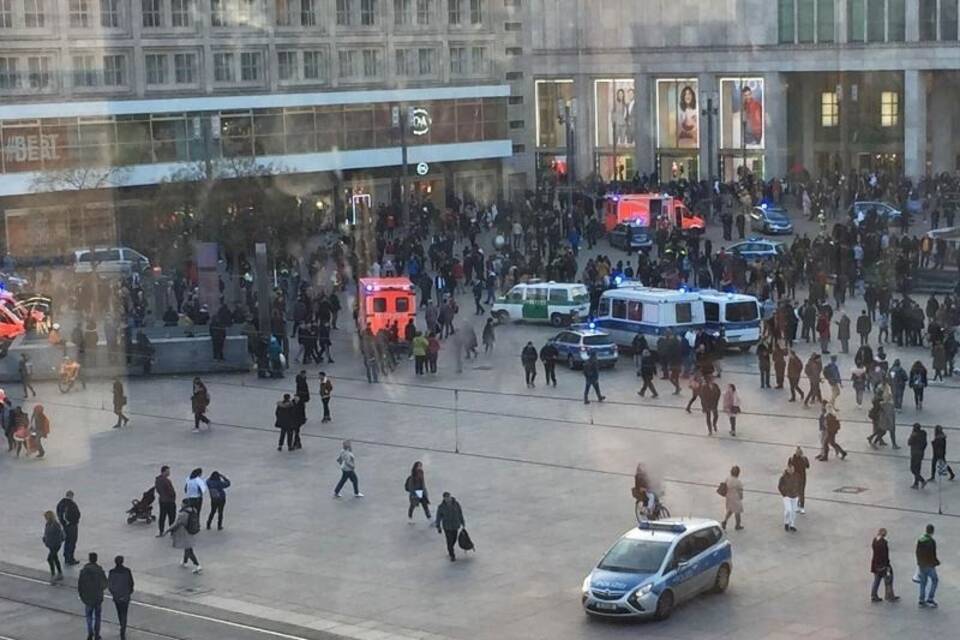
(357, 277, 417, 334)
(602, 194, 705, 235)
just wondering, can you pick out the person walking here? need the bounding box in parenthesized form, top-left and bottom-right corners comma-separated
(111, 378, 129, 429)
(275, 393, 296, 452)
(333, 440, 363, 498)
(803, 353, 823, 408)
(482, 318, 495, 354)
(719, 465, 744, 531)
(870, 529, 900, 603)
(789, 446, 810, 514)
(295, 369, 310, 418)
(889, 359, 908, 410)
(521, 341, 538, 388)
(823, 355, 842, 410)
(932, 341, 947, 382)
(205, 471, 230, 530)
(778, 463, 801, 532)
(77, 552, 107, 640)
(816, 405, 847, 461)
(909, 361, 928, 411)
(190, 377, 211, 431)
(684, 370, 701, 412)
(857, 310, 872, 346)
(107, 556, 135, 640)
(722, 383, 741, 436)
(928, 425, 956, 482)
(637, 349, 659, 398)
(756, 341, 771, 389)
(154, 465, 176, 537)
(56, 490, 81, 566)
(851, 364, 867, 406)
(18, 353, 35, 398)
(836, 311, 851, 354)
(318, 371, 333, 423)
(28, 404, 49, 458)
(915, 524, 940, 608)
(908, 423, 928, 489)
(435, 492, 465, 562)
(582, 351, 605, 404)
(164, 499, 202, 574)
(405, 461, 431, 522)
(183, 468, 207, 512)
(772, 342, 787, 389)
(42, 510, 64, 584)
(787, 349, 805, 402)
(539, 340, 558, 388)
(699, 376, 721, 435)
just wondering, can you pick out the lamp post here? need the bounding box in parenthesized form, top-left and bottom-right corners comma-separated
(556, 97, 578, 236)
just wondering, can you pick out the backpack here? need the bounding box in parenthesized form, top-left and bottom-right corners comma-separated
(186, 508, 200, 535)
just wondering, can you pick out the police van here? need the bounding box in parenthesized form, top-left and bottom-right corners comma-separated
(698, 290, 762, 351)
(592, 286, 705, 346)
(491, 281, 590, 326)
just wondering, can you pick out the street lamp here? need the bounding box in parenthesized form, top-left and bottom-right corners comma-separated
(556, 97, 578, 236)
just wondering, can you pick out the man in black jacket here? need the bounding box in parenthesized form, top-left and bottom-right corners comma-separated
(78, 552, 107, 640)
(908, 424, 928, 490)
(521, 341, 538, 388)
(56, 490, 81, 565)
(539, 341, 558, 388)
(916, 524, 940, 607)
(108, 556, 135, 640)
(435, 492, 465, 561)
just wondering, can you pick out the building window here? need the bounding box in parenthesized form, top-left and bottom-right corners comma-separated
(0, 57, 19, 90)
(278, 50, 296, 80)
(103, 54, 125, 85)
(300, 0, 315, 24)
(362, 48, 380, 77)
(866, 0, 884, 41)
(69, 0, 90, 26)
(847, 0, 864, 41)
(394, 0, 410, 24)
(469, 0, 481, 23)
(944, 0, 959, 40)
(360, 0, 375, 24)
(213, 52, 234, 81)
(779, 0, 794, 41)
(416, 0, 430, 24)
(237, 0, 255, 25)
(100, 0, 120, 27)
(820, 91, 838, 127)
(448, 0, 460, 24)
(449, 46, 465, 74)
(240, 51, 262, 81)
(920, 0, 938, 39)
(336, 0, 351, 24)
(0, 0, 12, 27)
(142, 0, 162, 26)
(880, 91, 899, 127)
(210, 0, 225, 25)
(417, 47, 433, 75)
(303, 50, 326, 80)
(779, 0, 834, 42)
(470, 45, 486, 73)
(887, 0, 904, 40)
(796, 0, 814, 41)
(817, 0, 834, 41)
(24, 0, 46, 27)
(338, 49, 356, 77)
(174, 52, 196, 83)
(27, 56, 51, 88)
(145, 54, 167, 84)
(72, 55, 97, 86)
(394, 48, 412, 75)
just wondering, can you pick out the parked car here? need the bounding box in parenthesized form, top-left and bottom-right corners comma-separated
(608, 222, 654, 251)
(848, 201, 901, 224)
(74, 247, 150, 275)
(727, 238, 785, 261)
(546, 328, 618, 369)
(749, 206, 793, 235)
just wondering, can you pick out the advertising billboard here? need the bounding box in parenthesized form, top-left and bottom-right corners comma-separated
(720, 77, 764, 149)
(594, 79, 636, 148)
(535, 79, 575, 148)
(656, 79, 699, 150)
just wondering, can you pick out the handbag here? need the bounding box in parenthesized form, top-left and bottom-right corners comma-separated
(457, 528, 475, 551)
(732, 406, 741, 414)
(716, 481, 728, 497)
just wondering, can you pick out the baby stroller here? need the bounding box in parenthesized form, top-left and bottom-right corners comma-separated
(126, 487, 156, 524)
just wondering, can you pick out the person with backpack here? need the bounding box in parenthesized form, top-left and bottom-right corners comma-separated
(405, 461, 431, 522)
(107, 556, 135, 640)
(435, 492, 465, 561)
(205, 471, 231, 530)
(164, 499, 202, 574)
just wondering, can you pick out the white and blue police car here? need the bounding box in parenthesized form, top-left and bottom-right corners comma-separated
(581, 518, 732, 620)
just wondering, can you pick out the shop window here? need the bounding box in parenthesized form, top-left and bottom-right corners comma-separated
(820, 91, 838, 127)
(880, 91, 899, 128)
(284, 109, 316, 153)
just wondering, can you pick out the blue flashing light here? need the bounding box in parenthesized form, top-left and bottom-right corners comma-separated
(614, 276, 623, 286)
(365, 284, 374, 292)
(761, 203, 768, 209)
(637, 521, 686, 533)
(588, 321, 596, 330)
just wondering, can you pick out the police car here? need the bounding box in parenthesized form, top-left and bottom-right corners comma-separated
(581, 519, 732, 620)
(491, 282, 590, 327)
(728, 238, 785, 261)
(546, 328, 618, 369)
(749, 205, 794, 235)
(608, 221, 654, 251)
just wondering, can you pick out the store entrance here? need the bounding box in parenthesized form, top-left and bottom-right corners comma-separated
(657, 154, 699, 182)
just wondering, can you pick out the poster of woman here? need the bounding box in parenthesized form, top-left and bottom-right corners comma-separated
(594, 79, 635, 148)
(677, 84, 699, 149)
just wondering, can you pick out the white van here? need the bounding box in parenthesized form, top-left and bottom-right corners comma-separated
(491, 281, 590, 326)
(698, 290, 762, 351)
(593, 286, 705, 346)
(74, 247, 151, 275)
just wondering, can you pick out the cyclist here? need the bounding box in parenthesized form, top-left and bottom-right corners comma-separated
(59, 356, 80, 390)
(632, 463, 661, 521)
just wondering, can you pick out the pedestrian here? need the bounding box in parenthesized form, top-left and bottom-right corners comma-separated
(107, 556, 135, 640)
(427, 332, 440, 374)
(412, 331, 428, 375)
(435, 492, 465, 561)
(582, 351, 605, 404)
(836, 311, 851, 354)
(851, 364, 867, 406)
(908, 423, 928, 489)
(333, 440, 363, 498)
(521, 341, 538, 388)
(777, 462, 801, 532)
(719, 465, 744, 531)
(112, 378, 129, 429)
(929, 425, 956, 482)
(699, 376, 721, 435)
(816, 404, 847, 461)
(295, 369, 310, 416)
(684, 370, 701, 412)
(824, 355, 842, 410)
(190, 377, 211, 431)
(405, 461, 431, 522)
(275, 393, 296, 451)
(18, 353, 35, 398)
(788, 446, 810, 513)
(756, 341, 771, 389)
(722, 383, 741, 436)
(291, 394, 305, 450)
(909, 361, 928, 411)
(889, 358, 908, 410)
(42, 510, 64, 584)
(29, 404, 49, 458)
(183, 467, 207, 512)
(857, 310, 872, 346)
(318, 371, 333, 423)
(915, 524, 940, 608)
(637, 349, 659, 398)
(164, 499, 202, 574)
(803, 353, 823, 407)
(932, 341, 946, 381)
(205, 470, 230, 530)
(472, 279, 484, 315)
(539, 340, 559, 387)
(772, 342, 787, 389)
(787, 349, 805, 402)
(154, 465, 176, 537)
(77, 551, 107, 640)
(56, 489, 81, 566)
(870, 528, 900, 603)
(482, 318, 496, 354)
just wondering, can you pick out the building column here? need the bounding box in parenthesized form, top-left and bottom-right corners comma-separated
(929, 77, 953, 174)
(801, 80, 816, 174)
(574, 75, 593, 183)
(633, 73, 654, 177)
(904, 69, 928, 179)
(697, 73, 718, 180)
(764, 72, 789, 179)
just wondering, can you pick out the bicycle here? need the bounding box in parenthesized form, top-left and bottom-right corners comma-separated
(635, 499, 670, 524)
(58, 361, 80, 394)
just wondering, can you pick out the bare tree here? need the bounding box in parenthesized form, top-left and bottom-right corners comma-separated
(30, 165, 131, 192)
